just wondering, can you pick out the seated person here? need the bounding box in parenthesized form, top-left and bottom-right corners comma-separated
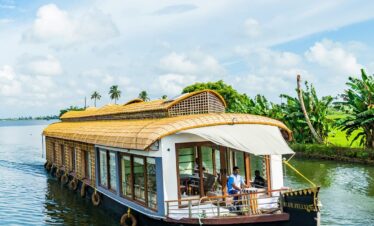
(227, 166, 249, 202)
(253, 170, 266, 188)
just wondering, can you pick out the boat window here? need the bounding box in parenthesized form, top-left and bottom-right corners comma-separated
(109, 152, 117, 191)
(250, 154, 269, 189)
(201, 146, 214, 174)
(120, 155, 132, 199)
(70, 147, 76, 172)
(178, 147, 201, 197)
(61, 144, 65, 166)
(234, 151, 245, 179)
(84, 150, 91, 179)
(146, 158, 157, 209)
(133, 157, 145, 202)
(99, 150, 108, 188)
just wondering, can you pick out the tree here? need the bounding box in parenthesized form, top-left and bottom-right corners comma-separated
(161, 95, 168, 100)
(109, 85, 121, 104)
(297, 75, 323, 144)
(182, 80, 251, 113)
(335, 69, 374, 148)
(280, 81, 333, 144)
(90, 91, 101, 107)
(138, 90, 150, 101)
(59, 106, 85, 117)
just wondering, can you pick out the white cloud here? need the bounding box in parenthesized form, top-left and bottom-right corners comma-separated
(18, 54, 62, 76)
(23, 4, 119, 45)
(244, 18, 260, 38)
(0, 65, 21, 96)
(160, 51, 225, 76)
(305, 39, 363, 75)
(157, 74, 197, 96)
(160, 52, 197, 74)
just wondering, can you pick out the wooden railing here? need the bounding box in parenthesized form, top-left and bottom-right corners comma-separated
(165, 188, 289, 219)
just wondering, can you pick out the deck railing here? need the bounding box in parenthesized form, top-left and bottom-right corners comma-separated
(165, 188, 288, 219)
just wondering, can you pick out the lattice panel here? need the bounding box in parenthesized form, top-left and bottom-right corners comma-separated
(168, 92, 225, 116)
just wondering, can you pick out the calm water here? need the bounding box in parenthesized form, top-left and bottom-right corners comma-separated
(0, 120, 373, 225)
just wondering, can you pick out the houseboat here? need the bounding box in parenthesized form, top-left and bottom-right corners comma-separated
(43, 90, 321, 226)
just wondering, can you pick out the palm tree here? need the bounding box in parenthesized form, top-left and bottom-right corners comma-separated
(91, 91, 101, 107)
(138, 90, 150, 101)
(335, 69, 374, 148)
(109, 85, 121, 104)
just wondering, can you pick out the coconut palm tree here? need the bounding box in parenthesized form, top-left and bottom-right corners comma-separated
(91, 91, 101, 107)
(109, 85, 121, 104)
(335, 69, 374, 148)
(138, 90, 150, 101)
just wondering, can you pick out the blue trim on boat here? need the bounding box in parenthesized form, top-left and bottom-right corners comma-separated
(155, 157, 165, 216)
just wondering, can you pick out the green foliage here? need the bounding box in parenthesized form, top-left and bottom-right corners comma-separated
(90, 91, 101, 107)
(59, 106, 85, 117)
(109, 85, 121, 104)
(335, 69, 374, 148)
(138, 90, 150, 101)
(161, 95, 168, 100)
(291, 143, 374, 162)
(182, 80, 251, 113)
(280, 82, 333, 143)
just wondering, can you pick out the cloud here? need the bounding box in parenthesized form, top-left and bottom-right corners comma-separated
(305, 39, 363, 75)
(0, 65, 21, 96)
(23, 4, 119, 45)
(154, 4, 197, 15)
(244, 18, 260, 38)
(160, 51, 225, 76)
(157, 51, 226, 96)
(18, 54, 62, 76)
(157, 74, 197, 96)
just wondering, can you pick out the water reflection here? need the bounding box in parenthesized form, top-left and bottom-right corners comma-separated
(43, 178, 118, 225)
(285, 158, 374, 226)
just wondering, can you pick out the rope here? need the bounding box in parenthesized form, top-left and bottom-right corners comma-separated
(282, 160, 316, 187)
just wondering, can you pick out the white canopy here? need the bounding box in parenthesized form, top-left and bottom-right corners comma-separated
(179, 124, 294, 155)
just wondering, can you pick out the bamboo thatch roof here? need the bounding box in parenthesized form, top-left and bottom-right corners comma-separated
(43, 113, 292, 150)
(60, 90, 226, 120)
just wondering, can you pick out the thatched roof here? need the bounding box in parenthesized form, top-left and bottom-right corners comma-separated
(43, 113, 292, 150)
(60, 90, 226, 121)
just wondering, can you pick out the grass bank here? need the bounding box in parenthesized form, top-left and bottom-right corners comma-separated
(291, 143, 374, 165)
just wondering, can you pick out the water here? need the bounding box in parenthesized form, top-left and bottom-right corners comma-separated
(0, 121, 118, 226)
(0, 120, 373, 225)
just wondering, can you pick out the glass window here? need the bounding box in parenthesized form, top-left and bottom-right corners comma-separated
(146, 158, 157, 209)
(109, 152, 117, 191)
(99, 150, 108, 187)
(234, 151, 245, 177)
(178, 147, 200, 197)
(71, 147, 76, 172)
(84, 151, 91, 179)
(121, 155, 132, 198)
(201, 146, 214, 174)
(250, 154, 266, 183)
(133, 157, 145, 202)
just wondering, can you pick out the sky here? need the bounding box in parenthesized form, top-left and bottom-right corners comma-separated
(1, 0, 374, 118)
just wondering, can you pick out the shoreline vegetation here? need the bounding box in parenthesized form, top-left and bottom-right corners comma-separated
(292, 144, 374, 165)
(0, 116, 59, 121)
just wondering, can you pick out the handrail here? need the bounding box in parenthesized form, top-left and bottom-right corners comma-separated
(165, 188, 289, 203)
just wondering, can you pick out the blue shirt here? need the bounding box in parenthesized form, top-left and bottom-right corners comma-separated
(227, 174, 244, 191)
